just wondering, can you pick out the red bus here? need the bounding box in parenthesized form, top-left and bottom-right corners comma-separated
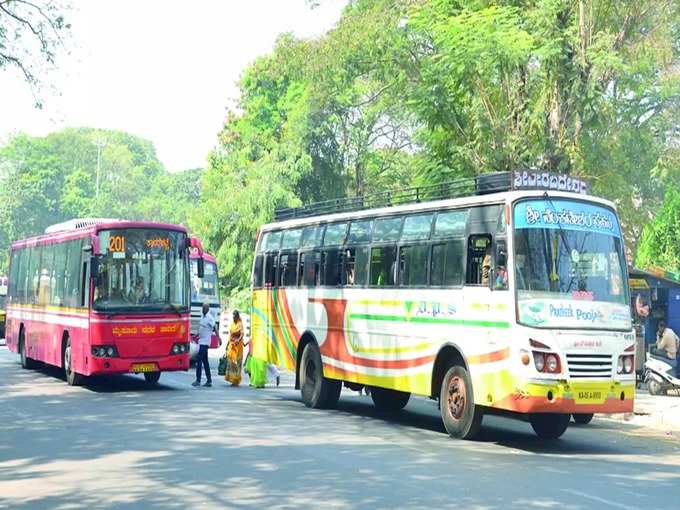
(4, 218, 204, 385)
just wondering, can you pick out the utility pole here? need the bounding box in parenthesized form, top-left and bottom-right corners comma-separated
(94, 137, 106, 197)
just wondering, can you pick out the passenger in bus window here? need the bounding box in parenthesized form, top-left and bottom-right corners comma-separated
(481, 245, 492, 286)
(94, 270, 109, 303)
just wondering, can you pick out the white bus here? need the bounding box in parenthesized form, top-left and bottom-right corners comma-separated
(189, 251, 221, 359)
(250, 172, 634, 439)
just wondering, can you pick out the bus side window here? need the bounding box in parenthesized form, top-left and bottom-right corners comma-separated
(370, 246, 397, 287)
(399, 245, 429, 286)
(493, 239, 508, 290)
(322, 249, 342, 286)
(263, 254, 277, 287)
(301, 251, 321, 287)
(466, 235, 492, 286)
(343, 247, 369, 286)
(252, 254, 264, 288)
(278, 253, 298, 287)
(431, 241, 464, 286)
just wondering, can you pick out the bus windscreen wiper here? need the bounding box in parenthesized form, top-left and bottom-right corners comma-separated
(542, 191, 577, 291)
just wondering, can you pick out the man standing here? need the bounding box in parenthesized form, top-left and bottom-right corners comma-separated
(192, 303, 214, 387)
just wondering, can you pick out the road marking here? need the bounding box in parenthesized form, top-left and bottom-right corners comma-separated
(561, 489, 640, 510)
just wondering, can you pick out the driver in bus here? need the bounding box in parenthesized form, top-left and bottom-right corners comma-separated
(130, 276, 147, 304)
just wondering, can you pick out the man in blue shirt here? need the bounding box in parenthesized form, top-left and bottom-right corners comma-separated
(192, 303, 215, 387)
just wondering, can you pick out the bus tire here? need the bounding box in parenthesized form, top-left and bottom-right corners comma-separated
(19, 330, 37, 370)
(144, 371, 161, 384)
(529, 413, 570, 439)
(440, 364, 483, 440)
(370, 387, 410, 412)
(299, 342, 341, 409)
(572, 413, 594, 425)
(63, 337, 83, 386)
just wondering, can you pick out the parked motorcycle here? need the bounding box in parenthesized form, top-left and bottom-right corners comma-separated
(644, 352, 680, 396)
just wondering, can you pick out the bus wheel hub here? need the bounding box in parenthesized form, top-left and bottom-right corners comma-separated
(447, 376, 466, 421)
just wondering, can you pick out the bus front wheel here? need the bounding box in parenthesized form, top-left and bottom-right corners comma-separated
(530, 413, 570, 439)
(63, 338, 83, 386)
(439, 365, 483, 440)
(144, 371, 161, 384)
(370, 387, 410, 412)
(299, 342, 341, 409)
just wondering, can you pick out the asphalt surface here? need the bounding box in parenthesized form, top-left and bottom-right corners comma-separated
(1, 345, 679, 510)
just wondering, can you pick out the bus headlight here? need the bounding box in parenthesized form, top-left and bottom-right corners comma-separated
(533, 352, 545, 372)
(532, 351, 562, 374)
(91, 345, 118, 358)
(624, 355, 634, 374)
(545, 354, 559, 373)
(170, 343, 189, 355)
(618, 355, 634, 374)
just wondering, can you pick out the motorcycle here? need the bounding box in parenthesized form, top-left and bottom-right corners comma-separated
(644, 351, 680, 396)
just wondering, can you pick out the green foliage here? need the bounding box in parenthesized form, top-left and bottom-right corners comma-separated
(0, 128, 200, 273)
(636, 188, 680, 272)
(200, 0, 680, 291)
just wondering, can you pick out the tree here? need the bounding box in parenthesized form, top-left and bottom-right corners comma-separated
(0, 128, 199, 273)
(636, 188, 680, 273)
(0, 0, 70, 106)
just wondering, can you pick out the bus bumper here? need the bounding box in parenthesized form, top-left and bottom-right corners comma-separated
(491, 379, 635, 415)
(87, 354, 190, 375)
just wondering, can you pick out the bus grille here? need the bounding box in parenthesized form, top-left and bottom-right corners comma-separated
(566, 354, 612, 379)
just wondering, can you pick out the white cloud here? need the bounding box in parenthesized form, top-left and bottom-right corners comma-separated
(0, 0, 346, 171)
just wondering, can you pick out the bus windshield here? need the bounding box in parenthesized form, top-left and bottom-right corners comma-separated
(94, 229, 189, 313)
(513, 198, 631, 330)
(191, 260, 218, 303)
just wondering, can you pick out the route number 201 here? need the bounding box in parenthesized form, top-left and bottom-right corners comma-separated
(108, 235, 126, 252)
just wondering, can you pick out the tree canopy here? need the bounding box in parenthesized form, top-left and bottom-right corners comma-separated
(198, 0, 680, 294)
(0, 128, 200, 272)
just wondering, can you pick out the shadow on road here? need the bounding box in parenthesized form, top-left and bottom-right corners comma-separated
(2, 349, 679, 510)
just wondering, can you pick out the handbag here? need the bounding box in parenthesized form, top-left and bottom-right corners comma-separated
(217, 354, 227, 376)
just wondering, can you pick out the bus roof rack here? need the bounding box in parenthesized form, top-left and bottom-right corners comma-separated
(274, 170, 589, 222)
(45, 218, 120, 234)
(274, 173, 511, 222)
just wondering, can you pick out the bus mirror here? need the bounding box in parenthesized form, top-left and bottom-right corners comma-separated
(197, 257, 205, 278)
(90, 256, 100, 280)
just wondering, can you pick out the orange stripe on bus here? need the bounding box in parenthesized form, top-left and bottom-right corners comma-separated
(467, 347, 510, 365)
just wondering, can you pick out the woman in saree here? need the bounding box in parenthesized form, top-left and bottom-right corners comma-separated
(225, 310, 245, 386)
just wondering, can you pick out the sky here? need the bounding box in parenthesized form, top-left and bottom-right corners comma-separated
(0, 0, 347, 171)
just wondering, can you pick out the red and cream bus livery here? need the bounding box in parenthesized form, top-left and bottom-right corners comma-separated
(4, 218, 203, 385)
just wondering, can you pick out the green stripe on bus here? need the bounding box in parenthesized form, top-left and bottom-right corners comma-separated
(348, 313, 510, 329)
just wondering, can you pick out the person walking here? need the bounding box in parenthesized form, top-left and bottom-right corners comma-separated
(225, 310, 245, 386)
(192, 303, 214, 387)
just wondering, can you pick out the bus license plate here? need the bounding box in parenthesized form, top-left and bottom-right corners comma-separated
(575, 390, 603, 404)
(130, 363, 158, 373)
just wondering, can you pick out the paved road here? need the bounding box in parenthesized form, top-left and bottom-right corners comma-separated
(1, 346, 679, 510)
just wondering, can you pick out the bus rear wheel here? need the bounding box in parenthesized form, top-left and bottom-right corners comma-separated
(530, 413, 570, 439)
(63, 337, 83, 386)
(440, 365, 483, 440)
(572, 413, 594, 425)
(19, 331, 37, 370)
(299, 342, 341, 409)
(144, 371, 161, 384)
(370, 387, 410, 412)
